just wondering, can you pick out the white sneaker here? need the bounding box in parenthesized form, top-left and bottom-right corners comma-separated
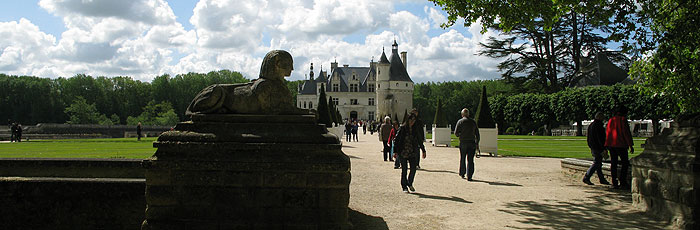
(403, 188, 409, 193)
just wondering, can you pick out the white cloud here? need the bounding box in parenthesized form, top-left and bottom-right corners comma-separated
(39, 0, 176, 25)
(426, 6, 447, 29)
(1, 0, 505, 83)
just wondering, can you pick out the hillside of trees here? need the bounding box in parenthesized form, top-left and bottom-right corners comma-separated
(1, 70, 247, 126)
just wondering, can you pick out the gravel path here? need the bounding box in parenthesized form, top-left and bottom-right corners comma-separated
(345, 132, 668, 229)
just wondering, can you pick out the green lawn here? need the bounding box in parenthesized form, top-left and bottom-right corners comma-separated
(426, 134, 646, 159)
(0, 135, 646, 159)
(0, 137, 158, 158)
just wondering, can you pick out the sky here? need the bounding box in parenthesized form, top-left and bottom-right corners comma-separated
(0, 0, 505, 83)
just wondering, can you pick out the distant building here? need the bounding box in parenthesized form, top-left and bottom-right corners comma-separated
(297, 40, 414, 122)
(572, 52, 635, 87)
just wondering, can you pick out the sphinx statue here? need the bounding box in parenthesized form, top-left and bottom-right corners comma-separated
(186, 50, 310, 115)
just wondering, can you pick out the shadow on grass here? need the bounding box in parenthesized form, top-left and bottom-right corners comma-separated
(471, 179, 522, 187)
(349, 208, 388, 230)
(409, 192, 472, 204)
(498, 190, 668, 229)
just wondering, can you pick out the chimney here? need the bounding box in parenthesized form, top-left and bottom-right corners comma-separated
(401, 51, 407, 68)
(331, 60, 338, 73)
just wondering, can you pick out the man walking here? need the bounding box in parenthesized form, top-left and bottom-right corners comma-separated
(454, 108, 480, 181)
(137, 122, 143, 141)
(411, 109, 425, 169)
(583, 112, 611, 185)
(379, 116, 393, 161)
(605, 107, 634, 189)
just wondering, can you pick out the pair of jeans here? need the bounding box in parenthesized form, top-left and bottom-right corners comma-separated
(459, 142, 476, 179)
(609, 147, 630, 186)
(382, 140, 390, 161)
(400, 154, 417, 189)
(584, 150, 606, 182)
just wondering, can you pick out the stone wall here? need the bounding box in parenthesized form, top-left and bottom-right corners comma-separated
(0, 158, 146, 230)
(631, 119, 699, 229)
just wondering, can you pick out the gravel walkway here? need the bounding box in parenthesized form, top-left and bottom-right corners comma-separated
(345, 132, 669, 229)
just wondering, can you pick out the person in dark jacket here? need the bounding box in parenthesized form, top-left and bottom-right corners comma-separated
(137, 122, 142, 141)
(605, 107, 634, 189)
(411, 109, 425, 169)
(393, 113, 426, 193)
(379, 117, 393, 161)
(454, 108, 480, 181)
(583, 112, 611, 185)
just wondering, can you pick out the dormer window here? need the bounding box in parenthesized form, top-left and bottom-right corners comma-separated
(368, 84, 375, 92)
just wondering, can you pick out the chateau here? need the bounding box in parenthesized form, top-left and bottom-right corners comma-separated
(296, 40, 414, 122)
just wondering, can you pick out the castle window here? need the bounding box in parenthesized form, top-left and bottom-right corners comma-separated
(304, 101, 307, 108)
(350, 99, 358, 105)
(333, 83, 339, 92)
(350, 84, 358, 92)
(396, 83, 399, 87)
(309, 102, 313, 109)
(332, 98, 339, 105)
(368, 112, 375, 121)
(406, 83, 408, 87)
(368, 84, 375, 92)
(368, 98, 375, 106)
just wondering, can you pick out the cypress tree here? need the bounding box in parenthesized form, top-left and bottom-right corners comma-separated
(327, 96, 337, 124)
(316, 84, 332, 127)
(433, 98, 448, 127)
(475, 85, 496, 128)
(402, 109, 409, 123)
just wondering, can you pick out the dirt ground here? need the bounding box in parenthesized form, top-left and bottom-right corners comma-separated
(344, 132, 669, 230)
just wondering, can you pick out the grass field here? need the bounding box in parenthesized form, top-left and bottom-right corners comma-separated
(0, 137, 158, 159)
(0, 135, 646, 159)
(427, 134, 646, 159)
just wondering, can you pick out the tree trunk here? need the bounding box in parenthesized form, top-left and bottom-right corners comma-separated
(652, 119, 660, 136)
(576, 120, 583, 136)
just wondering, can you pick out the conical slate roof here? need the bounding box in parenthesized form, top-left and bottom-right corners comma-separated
(388, 49, 412, 82)
(379, 50, 390, 64)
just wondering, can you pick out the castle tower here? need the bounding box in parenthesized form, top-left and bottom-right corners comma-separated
(309, 63, 314, 80)
(375, 40, 413, 122)
(376, 48, 391, 120)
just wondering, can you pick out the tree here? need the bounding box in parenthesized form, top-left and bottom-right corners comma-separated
(328, 96, 338, 125)
(475, 86, 496, 128)
(316, 84, 332, 127)
(64, 96, 112, 124)
(629, 0, 700, 115)
(430, 0, 637, 93)
(551, 88, 587, 136)
(127, 101, 180, 126)
(433, 98, 448, 127)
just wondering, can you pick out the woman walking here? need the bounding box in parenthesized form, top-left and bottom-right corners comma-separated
(393, 114, 427, 193)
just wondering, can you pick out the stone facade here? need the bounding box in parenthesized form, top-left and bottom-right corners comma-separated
(142, 114, 351, 229)
(297, 40, 413, 122)
(631, 118, 699, 229)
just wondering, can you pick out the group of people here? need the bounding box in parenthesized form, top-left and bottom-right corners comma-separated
(583, 106, 635, 189)
(378, 109, 434, 193)
(375, 108, 483, 193)
(344, 120, 368, 142)
(7, 120, 23, 142)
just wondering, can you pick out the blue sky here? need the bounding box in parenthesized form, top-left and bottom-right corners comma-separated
(0, 0, 501, 82)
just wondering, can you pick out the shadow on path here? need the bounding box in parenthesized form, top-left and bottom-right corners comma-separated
(418, 168, 458, 174)
(347, 155, 363, 159)
(498, 190, 668, 229)
(471, 179, 522, 187)
(349, 208, 389, 230)
(409, 192, 472, 204)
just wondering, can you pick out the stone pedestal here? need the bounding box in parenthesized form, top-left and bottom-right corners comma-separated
(631, 118, 699, 229)
(142, 114, 351, 230)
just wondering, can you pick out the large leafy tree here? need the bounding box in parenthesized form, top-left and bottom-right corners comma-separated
(629, 0, 700, 115)
(430, 0, 636, 93)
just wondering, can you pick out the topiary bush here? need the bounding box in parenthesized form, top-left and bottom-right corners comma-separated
(433, 98, 448, 127)
(475, 85, 497, 128)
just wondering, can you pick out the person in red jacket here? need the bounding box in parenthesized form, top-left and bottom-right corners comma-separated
(605, 106, 634, 189)
(388, 121, 399, 168)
